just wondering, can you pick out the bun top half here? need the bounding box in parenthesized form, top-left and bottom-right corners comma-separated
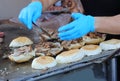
(56, 49, 85, 63)
(34, 56, 56, 65)
(9, 36, 33, 47)
(31, 56, 57, 69)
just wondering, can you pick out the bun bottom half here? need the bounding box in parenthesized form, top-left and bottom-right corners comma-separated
(8, 51, 35, 63)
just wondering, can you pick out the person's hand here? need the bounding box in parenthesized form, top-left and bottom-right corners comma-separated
(18, 1, 42, 30)
(58, 13, 95, 40)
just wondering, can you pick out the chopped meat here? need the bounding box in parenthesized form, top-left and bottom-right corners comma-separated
(11, 45, 32, 56)
(61, 38, 85, 50)
(61, 0, 84, 12)
(36, 13, 71, 31)
(87, 32, 106, 39)
(35, 42, 63, 56)
(47, 5, 63, 11)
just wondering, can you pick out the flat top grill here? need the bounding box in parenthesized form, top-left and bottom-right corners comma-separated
(0, 49, 120, 81)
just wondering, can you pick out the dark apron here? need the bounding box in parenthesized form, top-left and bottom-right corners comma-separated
(81, 0, 120, 39)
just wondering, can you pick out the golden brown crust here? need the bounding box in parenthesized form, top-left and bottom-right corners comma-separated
(103, 39, 120, 44)
(83, 32, 106, 44)
(9, 36, 33, 47)
(13, 37, 32, 43)
(100, 39, 120, 50)
(80, 45, 102, 56)
(81, 45, 99, 50)
(58, 49, 80, 57)
(35, 56, 55, 65)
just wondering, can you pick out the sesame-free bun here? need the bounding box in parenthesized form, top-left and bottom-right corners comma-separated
(8, 51, 35, 63)
(100, 39, 120, 50)
(83, 36, 104, 44)
(80, 45, 102, 56)
(83, 33, 106, 44)
(56, 49, 85, 64)
(9, 36, 33, 47)
(31, 56, 57, 69)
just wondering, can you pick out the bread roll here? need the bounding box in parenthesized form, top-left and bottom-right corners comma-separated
(80, 45, 102, 56)
(9, 36, 33, 47)
(82, 32, 106, 44)
(8, 36, 35, 63)
(100, 39, 120, 50)
(8, 51, 34, 63)
(31, 56, 57, 69)
(56, 49, 85, 63)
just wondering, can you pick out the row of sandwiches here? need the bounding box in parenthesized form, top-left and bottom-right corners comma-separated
(8, 36, 120, 70)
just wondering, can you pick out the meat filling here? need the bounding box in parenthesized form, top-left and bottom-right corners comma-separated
(10, 45, 32, 56)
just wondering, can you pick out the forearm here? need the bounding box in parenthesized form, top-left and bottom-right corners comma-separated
(95, 14, 120, 34)
(32, 0, 57, 11)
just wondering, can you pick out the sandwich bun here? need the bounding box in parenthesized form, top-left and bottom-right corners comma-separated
(83, 32, 106, 44)
(8, 50, 35, 63)
(56, 49, 85, 64)
(8, 36, 35, 63)
(100, 39, 120, 50)
(83, 36, 104, 44)
(80, 45, 102, 56)
(9, 36, 33, 47)
(31, 56, 57, 69)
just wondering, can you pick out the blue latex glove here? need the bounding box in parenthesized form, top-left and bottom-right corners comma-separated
(58, 13, 95, 40)
(18, 1, 42, 30)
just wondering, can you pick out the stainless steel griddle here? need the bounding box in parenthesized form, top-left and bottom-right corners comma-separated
(0, 49, 120, 81)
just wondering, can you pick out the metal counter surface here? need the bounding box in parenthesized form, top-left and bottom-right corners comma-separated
(0, 49, 119, 81)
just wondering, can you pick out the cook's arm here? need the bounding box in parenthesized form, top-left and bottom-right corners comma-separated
(95, 14, 120, 34)
(32, 0, 57, 11)
(58, 13, 120, 40)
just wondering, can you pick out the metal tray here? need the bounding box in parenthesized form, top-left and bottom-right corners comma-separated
(0, 49, 120, 81)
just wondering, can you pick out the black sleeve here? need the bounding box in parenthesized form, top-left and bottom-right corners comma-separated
(81, 0, 120, 16)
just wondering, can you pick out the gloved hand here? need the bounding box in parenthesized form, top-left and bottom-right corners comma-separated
(58, 13, 95, 40)
(18, 1, 42, 30)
